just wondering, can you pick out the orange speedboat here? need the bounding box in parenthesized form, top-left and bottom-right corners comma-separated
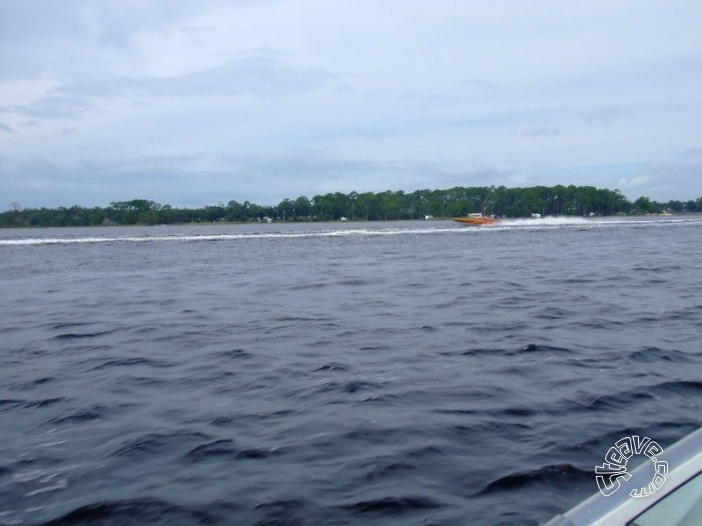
(452, 213, 498, 226)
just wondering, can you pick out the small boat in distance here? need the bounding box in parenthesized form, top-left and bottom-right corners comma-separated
(452, 213, 499, 226)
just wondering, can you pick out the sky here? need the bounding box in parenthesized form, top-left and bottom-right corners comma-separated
(1, 0, 701, 209)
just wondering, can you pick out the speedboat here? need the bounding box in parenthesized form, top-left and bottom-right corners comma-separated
(544, 427, 702, 525)
(451, 213, 499, 226)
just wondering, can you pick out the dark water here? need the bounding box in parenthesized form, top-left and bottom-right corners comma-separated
(1, 217, 701, 526)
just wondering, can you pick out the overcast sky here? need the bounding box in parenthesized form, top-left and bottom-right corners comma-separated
(1, 0, 701, 209)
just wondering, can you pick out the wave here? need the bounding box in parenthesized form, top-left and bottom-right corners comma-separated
(0, 227, 459, 245)
(2, 216, 700, 245)
(477, 463, 591, 495)
(0, 397, 65, 412)
(185, 438, 278, 462)
(45, 406, 105, 425)
(35, 498, 217, 526)
(111, 432, 211, 459)
(342, 495, 442, 514)
(54, 329, 121, 340)
(626, 346, 697, 363)
(498, 216, 592, 227)
(567, 380, 702, 414)
(90, 357, 174, 370)
(461, 344, 574, 357)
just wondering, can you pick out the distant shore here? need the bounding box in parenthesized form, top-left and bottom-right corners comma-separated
(2, 185, 700, 228)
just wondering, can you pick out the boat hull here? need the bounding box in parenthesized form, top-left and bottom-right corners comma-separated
(452, 217, 498, 226)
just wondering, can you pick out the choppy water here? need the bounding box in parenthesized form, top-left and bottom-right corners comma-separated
(1, 217, 701, 526)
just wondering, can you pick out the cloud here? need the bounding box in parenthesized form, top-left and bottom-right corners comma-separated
(0, 1, 198, 45)
(398, 164, 519, 190)
(464, 79, 500, 92)
(0, 154, 207, 208)
(679, 147, 702, 159)
(0, 96, 95, 120)
(617, 175, 650, 188)
(0, 57, 336, 120)
(0, 0, 212, 80)
(1, 1, 702, 207)
(138, 57, 335, 98)
(0, 151, 523, 209)
(507, 173, 532, 185)
(584, 108, 624, 124)
(634, 160, 702, 200)
(0, 121, 12, 133)
(523, 126, 560, 138)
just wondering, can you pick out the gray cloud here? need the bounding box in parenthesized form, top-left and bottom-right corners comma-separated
(3, 150, 701, 211)
(679, 147, 702, 159)
(0, 155, 208, 209)
(0, 97, 95, 120)
(617, 175, 650, 189)
(464, 79, 500, 92)
(218, 155, 393, 199)
(136, 58, 335, 98)
(524, 126, 561, 138)
(0, 0, 213, 79)
(636, 160, 702, 200)
(0, 152, 519, 210)
(0, 57, 336, 120)
(583, 108, 624, 124)
(0, 1, 198, 45)
(1, 1, 701, 207)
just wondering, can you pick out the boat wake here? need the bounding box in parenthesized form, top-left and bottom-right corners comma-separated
(1, 216, 699, 246)
(498, 216, 592, 227)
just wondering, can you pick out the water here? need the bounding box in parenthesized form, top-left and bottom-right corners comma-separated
(1, 217, 701, 525)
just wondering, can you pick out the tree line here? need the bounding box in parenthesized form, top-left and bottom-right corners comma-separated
(2, 185, 701, 228)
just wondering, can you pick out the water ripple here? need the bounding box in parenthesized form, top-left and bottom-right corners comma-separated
(1, 219, 701, 525)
